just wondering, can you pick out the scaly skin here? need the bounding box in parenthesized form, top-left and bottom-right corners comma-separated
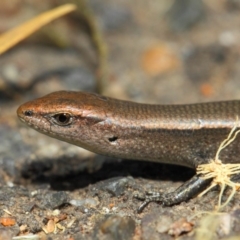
(17, 91, 240, 210)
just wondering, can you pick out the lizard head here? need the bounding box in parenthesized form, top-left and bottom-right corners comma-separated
(17, 91, 113, 151)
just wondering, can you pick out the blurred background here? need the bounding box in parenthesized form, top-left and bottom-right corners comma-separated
(1, 0, 240, 104)
(1, 0, 240, 238)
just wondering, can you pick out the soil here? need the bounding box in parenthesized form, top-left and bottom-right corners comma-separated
(1, 0, 240, 239)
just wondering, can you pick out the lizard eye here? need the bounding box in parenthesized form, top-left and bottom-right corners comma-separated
(52, 113, 72, 126)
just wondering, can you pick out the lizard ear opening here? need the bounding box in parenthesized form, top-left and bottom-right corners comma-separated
(108, 136, 118, 142)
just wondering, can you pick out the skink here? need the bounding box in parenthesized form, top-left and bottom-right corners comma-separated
(17, 91, 240, 211)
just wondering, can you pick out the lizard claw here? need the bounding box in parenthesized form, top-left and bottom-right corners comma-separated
(134, 190, 164, 213)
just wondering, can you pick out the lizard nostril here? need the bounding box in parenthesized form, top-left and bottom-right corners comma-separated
(24, 110, 34, 117)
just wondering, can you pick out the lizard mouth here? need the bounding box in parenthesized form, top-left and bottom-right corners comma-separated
(17, 106, 26, 122)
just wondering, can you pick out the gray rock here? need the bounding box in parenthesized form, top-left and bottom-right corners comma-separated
(98, 177, 133, 197)
(39, 191, 69, 209)
(169, 0, 205, 31)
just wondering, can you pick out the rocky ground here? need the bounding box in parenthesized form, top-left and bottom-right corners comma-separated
(1, 0, 240, 239)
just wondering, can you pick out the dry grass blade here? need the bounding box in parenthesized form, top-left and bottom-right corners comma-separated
(0, 4, 77, 55)
(197, 117, 240, 211)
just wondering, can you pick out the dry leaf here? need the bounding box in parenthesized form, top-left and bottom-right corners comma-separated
(142, 44, 180, 76)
